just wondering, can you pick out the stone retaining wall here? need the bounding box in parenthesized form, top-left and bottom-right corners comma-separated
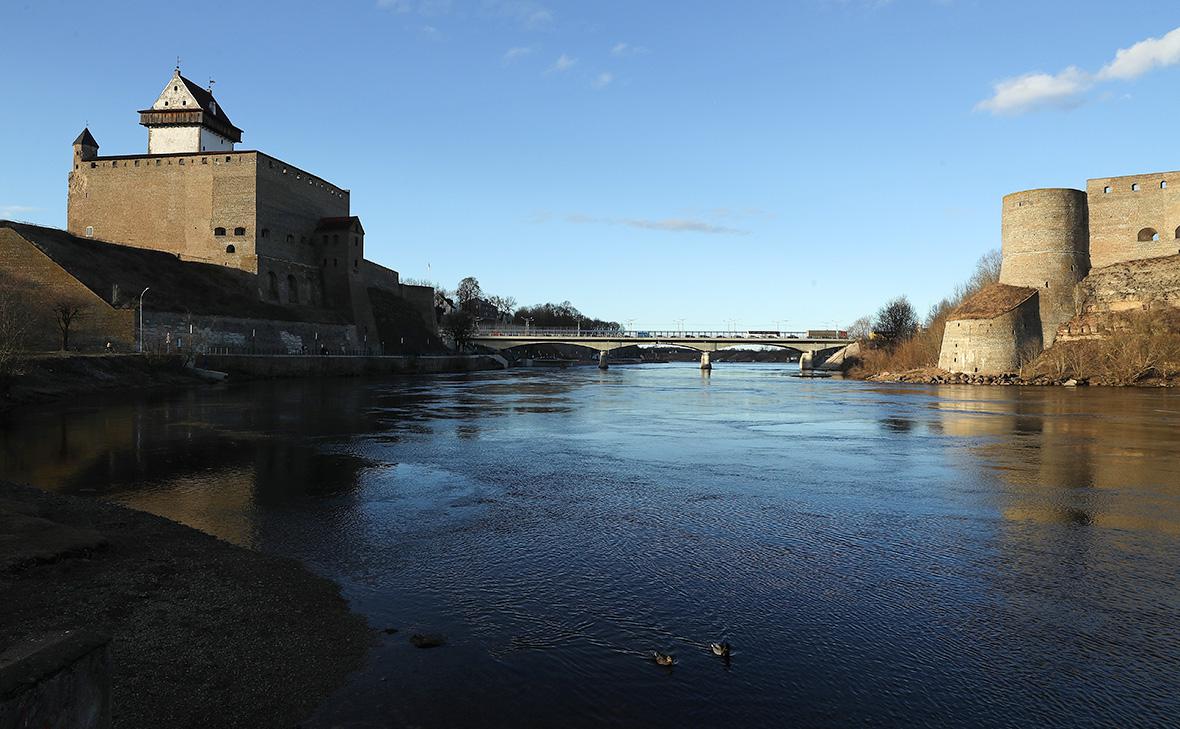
(198, 353, 507, 378)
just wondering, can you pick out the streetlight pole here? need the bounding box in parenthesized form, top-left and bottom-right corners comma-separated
(138, 287, 150, 353)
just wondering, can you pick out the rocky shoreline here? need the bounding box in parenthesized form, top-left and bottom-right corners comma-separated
(864, 368, 1177, 387)
(0, 481, 371, 728)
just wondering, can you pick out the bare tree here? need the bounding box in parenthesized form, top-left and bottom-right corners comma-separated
(456, 277, 482, 313)
(0, 293, 29, 391)
(53, 300, 88, 351)
(441, 310, 477, 351)
(847, 316, 872, 341)
(968, 249, 1003, 291)
(873, 296, 918, 349)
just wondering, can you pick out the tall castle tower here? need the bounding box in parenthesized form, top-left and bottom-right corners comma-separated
(998, 189, 1090, 346)
(138, 68, 242, 154)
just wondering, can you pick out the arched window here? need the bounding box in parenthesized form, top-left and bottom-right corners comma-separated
(225, 244, 235, 254)
(306, 273, 317, 305)
(286, 234, 294, 243)
(287, 274, 299, 304)
(1138, 227, 1160, 242)
(1132, 183, 1141, 192)
(260, 228, 270, 238)
(267, 271, 279, 300)
(214, 227, 226, 236)
(234, 227, 246, 236)
(1103, 186, 1112, 194)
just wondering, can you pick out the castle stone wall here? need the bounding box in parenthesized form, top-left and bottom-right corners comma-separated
(143, 310, 362, 355)
(1000, 188, 1089, 346)
(1087, 171, 1180, 269)
(68, 151, 258, 272)
(938, 295, 1042, 375)
(255, 154, 350, 267)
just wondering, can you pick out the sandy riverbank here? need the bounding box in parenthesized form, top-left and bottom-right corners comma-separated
(0, 481, 371, 728)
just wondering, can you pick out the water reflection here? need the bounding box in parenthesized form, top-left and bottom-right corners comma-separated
(2, 367, 1179, 727)
(932, 386, 1180, 534)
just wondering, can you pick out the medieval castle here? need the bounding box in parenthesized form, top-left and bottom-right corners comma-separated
(939, 170, 1180, 375)
(1, 68, 436, 354)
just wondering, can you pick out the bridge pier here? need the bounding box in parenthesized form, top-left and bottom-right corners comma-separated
(598, 351, 609, 370)
(799, 351, 813, 371)
(700, 351, 712, 371)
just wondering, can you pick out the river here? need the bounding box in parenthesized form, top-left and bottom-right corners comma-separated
(2, 363, 1178, 727)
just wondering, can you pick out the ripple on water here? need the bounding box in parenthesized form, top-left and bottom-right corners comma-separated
(3, 365, 1180, 727)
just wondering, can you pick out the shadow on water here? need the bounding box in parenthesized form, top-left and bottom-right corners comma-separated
(2, 367, 1180, 727)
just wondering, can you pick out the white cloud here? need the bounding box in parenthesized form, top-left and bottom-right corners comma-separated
(591, 72, 613, 89)
(377, 0, 550, 29)
(975, 67, 1091, 115)
(503, 46, 533, 63)
(0, 205, 38, 220)
(610, 42, 649, 57)
(548, 53, 576, 73)
(1098, 26, 1180, 80)
(377, 0, 450, 13)
(561, 213, 748, 235)
(484, 0, 553, 30)
(978, 25, 1180, 115)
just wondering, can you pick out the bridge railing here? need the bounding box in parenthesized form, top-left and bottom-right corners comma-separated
(472, 326, 816, 339)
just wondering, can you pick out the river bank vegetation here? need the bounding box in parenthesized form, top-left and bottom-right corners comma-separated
(846, 250, 1001, 378)
(846, 250, 1180, 386)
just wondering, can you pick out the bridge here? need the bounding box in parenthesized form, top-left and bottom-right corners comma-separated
(470, 327, 855, 370)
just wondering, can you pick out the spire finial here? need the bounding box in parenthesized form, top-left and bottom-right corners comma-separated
(175, 56, 181, 73)
(208, 77, 216, 93)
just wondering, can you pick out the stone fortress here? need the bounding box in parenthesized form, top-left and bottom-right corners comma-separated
(939, 169, 1180, 374)
(1, 68, 436, 354)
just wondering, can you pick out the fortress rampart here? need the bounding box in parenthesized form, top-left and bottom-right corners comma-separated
(5, 70, 439, 356)
(1087, 171, 1180, 268)
(999, 188, 1089, 346)
(67, 150, 350, 274)
(941, 170, 1180, 375)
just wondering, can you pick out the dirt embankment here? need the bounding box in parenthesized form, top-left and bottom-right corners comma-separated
(0, 482, 371, 729)
(0, 354, 208, 412)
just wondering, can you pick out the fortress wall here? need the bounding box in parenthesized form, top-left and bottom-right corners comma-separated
(1000, 188, 1089, 346)
(396, 283, 436, 329)
(143, 310, 362, 355)
(67, 151, 257, 272)
(938, 296, 1042, 375)
(257, 256, 326, 309)
(0, 229, 135, 351)
(255, 154, 349, 268)
(1088, 171, 1180, 269)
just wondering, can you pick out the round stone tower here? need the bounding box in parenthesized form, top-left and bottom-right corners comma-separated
(999, 188, 1090, 346)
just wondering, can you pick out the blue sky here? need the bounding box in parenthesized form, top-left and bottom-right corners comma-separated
(3, 1, 1180, 330)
